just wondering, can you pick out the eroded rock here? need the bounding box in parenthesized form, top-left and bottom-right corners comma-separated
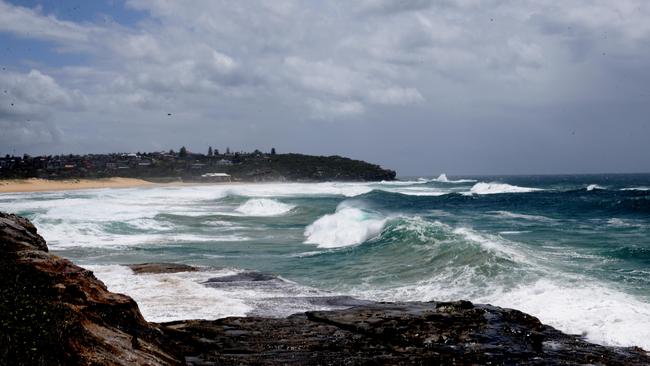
(0, 213, 183, 366)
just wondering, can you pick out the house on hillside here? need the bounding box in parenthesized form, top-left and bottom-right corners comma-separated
(200, 172, 231, 182)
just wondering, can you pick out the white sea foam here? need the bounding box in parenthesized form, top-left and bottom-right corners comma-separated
(381, 187, 449, 196)
(354, 269, 650, 350)
(87, 264, 336, 321)
(478, 279, 650, 350)
(587, 184, 605, 191)
(304, 204, 386, 248)
(235, 199, 295, 216)
(86, 265, 252, 322)
(37, 223, 249, 248)
(621, 187, 650, 191)
(605, 218, 644, 228)
(2, 183, 371, 249)
(490, 210, 556, 223)
(468, 182, 541, 195)
(222, 182, 373, 198)
(377, 180, 426, 186)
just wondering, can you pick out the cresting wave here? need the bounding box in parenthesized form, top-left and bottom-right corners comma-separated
(304, 204, 387, 248)
(432, 173, 477, 184)
(587, 184, 606, 191)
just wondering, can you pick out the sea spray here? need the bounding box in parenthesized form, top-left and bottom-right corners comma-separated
(235, 198, 295, 216)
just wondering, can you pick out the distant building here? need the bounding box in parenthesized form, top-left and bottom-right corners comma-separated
(46, 161, 63, 170)
(217, 159, 233, 166)
(200, 172, 231, 182)
(138, 159, 153, 167)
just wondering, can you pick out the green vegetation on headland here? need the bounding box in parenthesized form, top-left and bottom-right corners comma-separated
(0, 147, 396, 182)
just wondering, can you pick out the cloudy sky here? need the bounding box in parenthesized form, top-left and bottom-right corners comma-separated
(1, 0, 649, 175)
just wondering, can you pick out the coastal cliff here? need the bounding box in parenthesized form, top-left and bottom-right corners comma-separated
(0, 152, 397, 182)
(1, 212, 649, 365)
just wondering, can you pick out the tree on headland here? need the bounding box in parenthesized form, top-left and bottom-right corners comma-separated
(208, 146, 213, 156)
(179, 146, 188, 157)
(168, 149, 174, 155)
(271, 148, 276, 155)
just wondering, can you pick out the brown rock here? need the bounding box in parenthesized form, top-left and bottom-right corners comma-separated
(0, 212, 182, 366)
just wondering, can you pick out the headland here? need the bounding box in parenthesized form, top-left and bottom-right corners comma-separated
(0, 150, 397, 184)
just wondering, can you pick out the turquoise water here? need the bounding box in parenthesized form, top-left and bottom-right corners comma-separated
(2, 174, 649, 348)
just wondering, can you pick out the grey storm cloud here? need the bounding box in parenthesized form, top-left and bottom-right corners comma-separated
(0, 0, 649, 174)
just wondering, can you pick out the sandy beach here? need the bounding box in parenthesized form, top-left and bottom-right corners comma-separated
(0, 178, 156, 193)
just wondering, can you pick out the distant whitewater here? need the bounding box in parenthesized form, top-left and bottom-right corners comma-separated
(236, 198, 294, 216)
(432, 173, 477, 183)
(2, 173, 650, 350)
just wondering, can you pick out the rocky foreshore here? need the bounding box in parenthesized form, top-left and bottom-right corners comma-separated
(1, 212, 649, 365)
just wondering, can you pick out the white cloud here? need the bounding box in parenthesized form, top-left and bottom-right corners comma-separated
(0, 0, 649, 174)
(356, 0, 434, 16)
(308, 99, 365, 119)
(369, 87, 424, 105)
(0, 69, 80, 147)
(0, 1, 92, 43)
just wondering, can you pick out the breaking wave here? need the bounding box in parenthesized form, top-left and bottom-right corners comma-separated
(304, 204, 386, 248)
(432, 173, 477, 183)
(587, 184, 606, 191)
(469, 182, 542, 195)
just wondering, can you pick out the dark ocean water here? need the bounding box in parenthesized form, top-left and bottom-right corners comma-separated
(2, 174, 649, 348)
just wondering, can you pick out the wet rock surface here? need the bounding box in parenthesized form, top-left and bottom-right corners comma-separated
(162, 301, 650, 365)
(127, 263, 199, 274)
(205, 271, 277, 283)
(2, 212, 650, 365)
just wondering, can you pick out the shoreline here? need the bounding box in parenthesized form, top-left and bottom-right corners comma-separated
(0, 177, 159, 193)
(0, 178, 374, 194)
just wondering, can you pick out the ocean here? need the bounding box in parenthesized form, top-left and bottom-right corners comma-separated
(2, 174, 649, 349)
